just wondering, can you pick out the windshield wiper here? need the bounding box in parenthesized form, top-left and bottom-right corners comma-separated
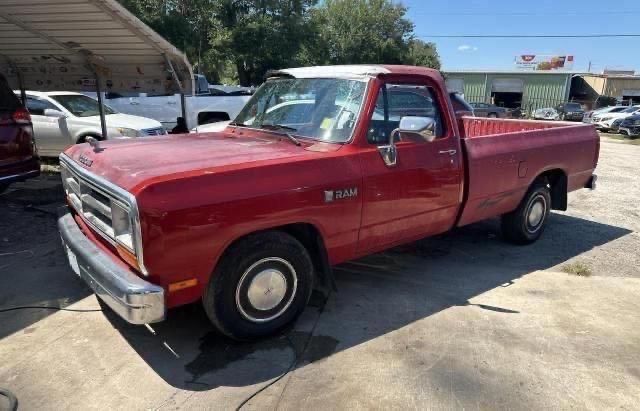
(229, 121, 248, 127)
(260, 124, 301, 146)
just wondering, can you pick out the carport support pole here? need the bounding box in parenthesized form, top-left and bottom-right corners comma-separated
(164, 55, 188, 128)
(17, 71, 26, 106)
(7, 60, 26, 105)
(94, 71, 108, 139)
(180, 92, 187, 124)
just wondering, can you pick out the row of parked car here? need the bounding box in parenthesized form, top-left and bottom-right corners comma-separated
(583, 105, 640, 136)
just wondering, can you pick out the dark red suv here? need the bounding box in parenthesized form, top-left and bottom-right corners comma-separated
(0, 74, 39, 193)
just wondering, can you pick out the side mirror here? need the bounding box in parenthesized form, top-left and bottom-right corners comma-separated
(377, 116, 436, 167)
(44, 108, 67, 118)
(397, 116, 437, 143)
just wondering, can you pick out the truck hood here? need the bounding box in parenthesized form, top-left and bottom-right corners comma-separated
(62, 130, 341, 193)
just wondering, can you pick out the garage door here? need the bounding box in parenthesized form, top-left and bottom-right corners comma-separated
(491, 78, 524, 93)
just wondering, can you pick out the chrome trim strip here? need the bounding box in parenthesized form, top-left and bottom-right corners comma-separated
(59, 153, 148, 276)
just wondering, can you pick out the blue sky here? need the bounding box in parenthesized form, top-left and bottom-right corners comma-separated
(401, 0, 640, 72)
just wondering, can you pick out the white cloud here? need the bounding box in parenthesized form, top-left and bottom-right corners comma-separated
(458, 45, 478, 52)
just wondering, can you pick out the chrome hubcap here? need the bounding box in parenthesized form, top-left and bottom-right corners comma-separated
(528, 201, 545, 227)
(236, 257, 298, 323)
(526, 196, 547, 233)
(247, 269, 287, 311)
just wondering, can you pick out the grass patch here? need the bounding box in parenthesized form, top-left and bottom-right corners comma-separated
(562, 262, 592, 277)
(600, 133, 640, 145)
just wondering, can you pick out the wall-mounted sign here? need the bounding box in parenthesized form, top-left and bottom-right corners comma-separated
(515, 55, 574, 71)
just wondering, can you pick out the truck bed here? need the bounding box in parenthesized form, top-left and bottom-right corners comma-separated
(456, 117, 599, 227)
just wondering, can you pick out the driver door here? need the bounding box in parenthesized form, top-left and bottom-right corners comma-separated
(358, 83, 463, 254)
(25, 97, 68, 156)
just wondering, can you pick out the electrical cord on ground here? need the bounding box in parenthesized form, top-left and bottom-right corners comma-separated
(0, 305, 102, 314)
(234, 334, 298, 411)
(236, 286, 334, 411)
(0, 387, 18, 411)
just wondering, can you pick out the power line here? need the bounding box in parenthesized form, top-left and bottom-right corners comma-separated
(416, 34, 640, 39)
(411, 11, 640, 17)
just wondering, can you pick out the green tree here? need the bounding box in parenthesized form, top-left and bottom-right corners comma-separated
(305, 0, 415, 65)
(118, 0, 218, 79)
(207, 0, 318, 86)
(117, 0, 441, 85)
(405, 39, 441, 70)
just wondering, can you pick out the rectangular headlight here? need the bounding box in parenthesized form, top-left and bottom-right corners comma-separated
(111, 201, 134, 251)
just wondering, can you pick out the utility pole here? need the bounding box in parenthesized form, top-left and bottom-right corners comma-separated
(588, 61, 592, 72)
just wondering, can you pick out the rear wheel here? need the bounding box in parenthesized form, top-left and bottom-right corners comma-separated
(501, 180, 551, 245)
(203, 231, 314, 341)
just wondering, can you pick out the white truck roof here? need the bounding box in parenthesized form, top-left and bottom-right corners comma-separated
(271, 65, 391, 80)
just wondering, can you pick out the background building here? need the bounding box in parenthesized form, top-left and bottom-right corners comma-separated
(570, 73, 640, 108)
(444, 70, 574, 114)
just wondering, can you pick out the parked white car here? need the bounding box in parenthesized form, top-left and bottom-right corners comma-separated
(532, 107, 560, 121)
(17, 91, 166, 157)
(192, 120, 231, 133)
(582, 106, 627, 124)
(103, 92, 251, 130)
(592, 105, 640, 131)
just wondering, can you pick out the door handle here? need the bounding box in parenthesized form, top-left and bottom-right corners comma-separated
(439, 149, 457, 156)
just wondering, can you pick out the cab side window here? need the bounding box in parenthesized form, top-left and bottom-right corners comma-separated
(26, 97, 57, 116)
(367, 84, 445, 144)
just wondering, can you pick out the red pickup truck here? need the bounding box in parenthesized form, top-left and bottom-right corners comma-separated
(58, 65, 599, 340)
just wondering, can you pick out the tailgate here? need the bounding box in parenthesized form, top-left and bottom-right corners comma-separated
(1, 76, 34, 167)
(457, 118, 599, 227)
(0, 112, 34, 168)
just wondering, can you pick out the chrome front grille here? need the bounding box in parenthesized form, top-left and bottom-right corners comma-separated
(59, 154, 148, 275)
(141, 127, 166, 136)
(61, 165, 118, 242)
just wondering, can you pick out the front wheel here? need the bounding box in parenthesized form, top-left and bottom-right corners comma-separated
(203, 231, 314, 341)
(501, 181, 551, 245)
(0, 184, 8, 194)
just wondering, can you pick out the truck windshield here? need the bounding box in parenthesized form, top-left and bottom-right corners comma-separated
(51, 94, 117, 117)
(233, 78, 367, 143)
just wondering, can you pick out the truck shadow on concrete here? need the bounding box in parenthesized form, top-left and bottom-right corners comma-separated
(0, 177, 92, 340)
(105, 212, 632, 391)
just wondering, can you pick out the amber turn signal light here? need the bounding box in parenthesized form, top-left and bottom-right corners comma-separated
(168, 278, 198, 293)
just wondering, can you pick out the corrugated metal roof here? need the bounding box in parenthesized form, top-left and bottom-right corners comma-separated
(0, 0, 193, 94)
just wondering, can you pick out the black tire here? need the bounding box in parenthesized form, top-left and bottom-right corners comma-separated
(203, 231, 314, 341)
(488, 113, 498, 118)
(501, 180, 551, 245)
(0, 183, 8, 194)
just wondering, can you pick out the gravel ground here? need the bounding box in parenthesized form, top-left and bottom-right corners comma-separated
(0, 137, 639, 410)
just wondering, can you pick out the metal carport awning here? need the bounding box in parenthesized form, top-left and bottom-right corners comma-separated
(0, 0, 194, 133)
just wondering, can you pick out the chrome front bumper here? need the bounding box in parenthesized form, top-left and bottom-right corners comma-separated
(58, 211, 165, 324)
